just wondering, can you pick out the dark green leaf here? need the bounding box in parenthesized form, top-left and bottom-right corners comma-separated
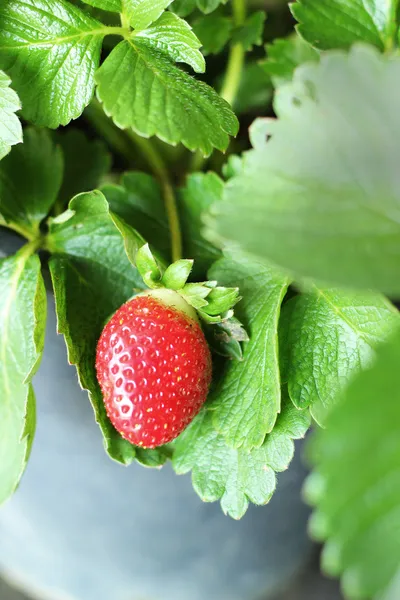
(0, 247, 46, 505)
(232, 11, 266, 51)
(207, 253, 290, 450)
(305, 326, 400, 599)
(0, 0, 105, 128)
(0, 70, 22, 160)
(281, 287, 398, 424)
(169, 0, 196, 17)
(102, 172, 171, 260)
(56, 129, 111, 206)
(0, 128, 63, 236)
(207, 46, 400, 295)
(196, 0, 228, 14)
(192, 15, 233, 55)
(178, 172, 223, 277)
(96, 38, 238, 155)
(47, 191, 167, 466)
(233, 62, 273, 114)
(262, 33, 319, 87)
(173, 398, 310, 519)
(292, 0, 398, 50)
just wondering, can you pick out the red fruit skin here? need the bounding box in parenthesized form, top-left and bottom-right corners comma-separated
(96, 294, 212, 448)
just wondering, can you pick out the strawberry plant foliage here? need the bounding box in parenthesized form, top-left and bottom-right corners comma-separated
(1, 0, 400, 576)
(0, 248, 45, 505)
(0, 0, 238, 154)
(305, 328, 400, 599)
(292, 0, 398, 51)
(0, 71, 22, 161)
(281, 287, 399, 425)
(207, 45, 400, 295)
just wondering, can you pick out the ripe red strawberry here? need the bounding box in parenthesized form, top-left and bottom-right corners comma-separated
(96, 289, 212, 448)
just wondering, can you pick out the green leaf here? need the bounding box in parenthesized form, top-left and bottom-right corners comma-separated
(192, 15, 233, 55)
(79, 0, 120, 12)
(200, 285, 240, 317)
(207, 253, 290, 450)
(0, 71, 22, 160)
(0, 0, 105, 128)
(135, 243, 163, 287)
(233, 62, 273, 114)
(135, 11, 205, 72)
(0, 128, 63, 236)
(281, 287, 398, 425)
(207, 46, 400, 295)
(292, 0, 398, 51)
(47, 191, 168, 466)
(232, 11, 266, 52)
(173, 398, 310, 519)
(102, 172, 170, 259)
(162, 259, 193, 289)
(56, 129, 111, 207)
(178, 172, 224, 278)
(204, 316, 249, 360)
(169, 0, 196, 17)
(305, 326, 400, 599)
(0, 247, 46, 505)
(122, 0, 173, 30)
(96, 38, 238, 155)
(262, 33, 319, 87)
(196, 0, 228, 14)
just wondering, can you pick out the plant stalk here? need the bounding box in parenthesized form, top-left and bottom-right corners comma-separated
(85, 100, 183, 263)
(190, 0, 246, 172)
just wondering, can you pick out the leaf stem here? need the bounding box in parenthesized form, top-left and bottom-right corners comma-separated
(126, 130, 183, 263)
(85, 100, 183, 263)
(190, 0, 246, 172)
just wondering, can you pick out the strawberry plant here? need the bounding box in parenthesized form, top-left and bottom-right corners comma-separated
(1, 0, 400, 597)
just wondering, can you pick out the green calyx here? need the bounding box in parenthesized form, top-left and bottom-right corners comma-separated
(135, 244, 241, 325)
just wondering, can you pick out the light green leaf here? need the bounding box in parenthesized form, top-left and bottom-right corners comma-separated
(292, 0, 398, 51)
(262, 33, 319, 87)
(232, 11, 266, 52)
(192, 15, 233, 55)
(178, 172, 223, 277)
(281, 287, 398, 424)
(305, 326, 400, 599)
(173, 398, 310, 519)
(0, 247, 46, 505)
(80, 0, 120, 11)
(162, 259, 193, 289)
(135, 11, 205, 72)
(96, 38, 238, 155)
(102, 172, 171, 259)
(208, 253, 290, 450)
(124, 0, 173, 30)
(207, 46, 400, 295)
(0, 71, 22, 161)
(0, 128, 63, 236)
(56, 129, 111, 207)
(0, 0, 105, 128)
(47, 191, 168, 467)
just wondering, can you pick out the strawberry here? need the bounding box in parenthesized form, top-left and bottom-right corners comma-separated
(96, 288, 212, 448)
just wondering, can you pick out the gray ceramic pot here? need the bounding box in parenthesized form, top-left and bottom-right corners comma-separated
(0, 231, 312, 600)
